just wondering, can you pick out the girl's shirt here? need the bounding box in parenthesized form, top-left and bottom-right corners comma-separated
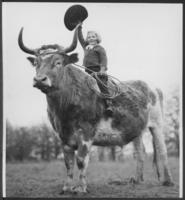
(78, 27, 108, 71)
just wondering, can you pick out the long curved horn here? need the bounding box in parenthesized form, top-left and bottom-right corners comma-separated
(64, 28, 78, 53)
(18, 27, 36, 55)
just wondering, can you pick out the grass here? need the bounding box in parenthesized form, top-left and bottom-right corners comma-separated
(6, 156, 180, 198)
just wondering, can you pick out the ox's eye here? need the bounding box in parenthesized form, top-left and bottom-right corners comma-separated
(54, 61, 62, 68)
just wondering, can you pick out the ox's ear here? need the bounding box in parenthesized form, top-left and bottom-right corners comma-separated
(68, 53, 79, 63)
(64, 53, 79, 66)
(27, 56, 36, 66)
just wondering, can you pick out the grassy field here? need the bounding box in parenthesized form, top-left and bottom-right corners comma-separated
(6, 156, 180, 198)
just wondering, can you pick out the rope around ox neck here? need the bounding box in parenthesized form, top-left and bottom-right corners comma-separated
(73, 63, 123, 99)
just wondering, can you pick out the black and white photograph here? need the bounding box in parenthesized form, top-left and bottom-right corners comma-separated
(2, 2, 182, 198)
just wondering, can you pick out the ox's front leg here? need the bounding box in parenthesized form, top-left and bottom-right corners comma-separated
(75, 138, 92, 193)
(61, 145, 75, 193)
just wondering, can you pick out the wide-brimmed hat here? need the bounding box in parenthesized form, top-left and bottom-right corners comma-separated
(64, 5, 88, 31)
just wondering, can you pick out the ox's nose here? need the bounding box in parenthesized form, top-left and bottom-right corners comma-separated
(33, 75, 51, 87)
(34, 76, 47, 83)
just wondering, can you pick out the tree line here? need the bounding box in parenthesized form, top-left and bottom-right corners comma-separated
(6, 122, 62, 161)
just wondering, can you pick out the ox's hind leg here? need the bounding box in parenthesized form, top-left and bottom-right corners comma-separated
(131, 134, 145, 184)
(149, 126, 174, 186)
(61, 145, 75, 193)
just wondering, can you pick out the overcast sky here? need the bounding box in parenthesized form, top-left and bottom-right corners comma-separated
(3, 3, 182, 126)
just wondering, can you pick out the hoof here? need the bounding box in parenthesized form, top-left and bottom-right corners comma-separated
(72, 185, 88, 194)
(163, 180, 174, 186)
(60, 185, 74, 195)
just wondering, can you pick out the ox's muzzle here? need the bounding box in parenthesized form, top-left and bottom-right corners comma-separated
(33, 75, 52, 93)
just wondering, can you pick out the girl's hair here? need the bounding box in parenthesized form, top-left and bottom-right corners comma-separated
(86, 31, 102, 44)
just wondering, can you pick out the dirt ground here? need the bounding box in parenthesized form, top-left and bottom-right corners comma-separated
(6, 156, 180, 198)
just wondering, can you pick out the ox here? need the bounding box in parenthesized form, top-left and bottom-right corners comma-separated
(18, 27, 174, 194)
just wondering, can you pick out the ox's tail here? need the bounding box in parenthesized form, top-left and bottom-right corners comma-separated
(150, 88, 164, 181)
